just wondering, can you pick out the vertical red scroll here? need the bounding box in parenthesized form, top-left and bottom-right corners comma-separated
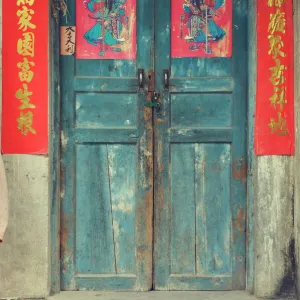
(255, 0, 294, 155)
(2, 0, 48, 154)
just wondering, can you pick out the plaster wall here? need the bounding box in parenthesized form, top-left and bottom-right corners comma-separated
(254, 157, 294, 298)
(0, 156, 50, 298)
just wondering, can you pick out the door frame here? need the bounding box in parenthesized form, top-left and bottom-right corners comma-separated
(49, 1, 256, 294)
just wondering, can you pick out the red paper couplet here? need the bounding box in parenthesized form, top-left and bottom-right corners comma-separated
(2, 0, 49, 154)
(255, 0, 294, 155)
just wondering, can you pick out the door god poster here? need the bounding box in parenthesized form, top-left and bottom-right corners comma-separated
(171, 0, 232, 58)
(76, 0, 137, 59)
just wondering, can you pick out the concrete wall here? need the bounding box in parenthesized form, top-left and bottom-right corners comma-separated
(0, 0, 51, 298)
(0, 156, 50, 298)
(254, 157, 295, 298)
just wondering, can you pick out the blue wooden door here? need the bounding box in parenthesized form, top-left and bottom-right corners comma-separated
(60, 0, 248, 292)
(153, 0, 248, 291)
(60, 1, 154, 291)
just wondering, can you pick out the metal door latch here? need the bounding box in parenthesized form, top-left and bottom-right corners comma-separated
(144, 92, 161, 111)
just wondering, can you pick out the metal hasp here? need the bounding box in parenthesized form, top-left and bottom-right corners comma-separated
(144, 92, 161, 112)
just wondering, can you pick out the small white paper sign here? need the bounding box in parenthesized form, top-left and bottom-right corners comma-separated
(60, 26, 76, 55)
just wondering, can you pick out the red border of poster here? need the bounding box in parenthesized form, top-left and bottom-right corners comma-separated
(255, 0, 294, 155)
(171, 0, 232, 58)
(2, 0, 48, 154)
(76, 0, 136, 60)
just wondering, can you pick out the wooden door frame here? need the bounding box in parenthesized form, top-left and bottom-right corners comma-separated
(49, 1, 256, 294)
(50, 8, 61, 294)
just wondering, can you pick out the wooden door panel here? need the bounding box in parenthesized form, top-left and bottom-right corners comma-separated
(75, 144, 137, 275)
(75, 93, 137, 128)
(154, 0, 248, 290)
(170, 93, 232, 127)
(170, 143, 232, 276)
(60, 1, 154, 291)
(171, 58, 232, 77)
(75, 60, 137, 77)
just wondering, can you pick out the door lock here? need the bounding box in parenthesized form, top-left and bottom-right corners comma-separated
(144, 92, 161, 111)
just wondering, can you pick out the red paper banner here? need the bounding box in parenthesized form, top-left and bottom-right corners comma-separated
(255, 0, 294, 155)
(2, 0, 48, 154)
(171, 0, 232, 58)
(76, 0, 136, 60)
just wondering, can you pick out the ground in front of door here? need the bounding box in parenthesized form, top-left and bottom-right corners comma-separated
(48, 291, 296, 300)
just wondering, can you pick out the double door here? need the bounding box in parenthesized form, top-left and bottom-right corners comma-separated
(60, 0, 248, 291)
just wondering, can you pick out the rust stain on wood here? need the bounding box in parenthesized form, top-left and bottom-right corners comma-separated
(61, 213, 74, 271)
(232, 257, 246, 289)
(211, 162, 222, 172)
(143, 189, 153, 245)
(232, 159, 247, 184)
(233, 207, 246, 234)
(135, 68, 154, 289)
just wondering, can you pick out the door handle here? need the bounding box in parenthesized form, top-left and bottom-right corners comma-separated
(138, 69, 145, 89)
(163, 69, 169, 90)
(138, 69, 169, 90)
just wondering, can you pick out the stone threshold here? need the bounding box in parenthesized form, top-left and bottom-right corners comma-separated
(46, 291, 297, 300)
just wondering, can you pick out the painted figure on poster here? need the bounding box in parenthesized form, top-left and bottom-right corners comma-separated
(82, 0, 129, 56)
(181, 0, 226, 54)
